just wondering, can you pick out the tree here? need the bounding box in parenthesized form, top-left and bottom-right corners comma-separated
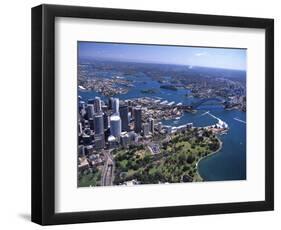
(187, 155, 195, 164)
(178, 153, 186, 162)
(183, 165, 190, 171)
(143, 154, 151, 164)
(162, 142, 168, 150)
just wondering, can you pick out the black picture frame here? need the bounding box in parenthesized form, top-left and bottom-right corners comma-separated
(31, 4, 274, 225)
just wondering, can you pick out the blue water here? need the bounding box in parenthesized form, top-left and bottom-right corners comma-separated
(198, 110, 246, 181)
(79, 73, 194, 104)
(79, 73, 246, 181)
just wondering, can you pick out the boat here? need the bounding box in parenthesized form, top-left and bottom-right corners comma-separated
(78, 85, 86, 91)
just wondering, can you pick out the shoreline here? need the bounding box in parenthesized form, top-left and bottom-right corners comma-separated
(195, 138, 223, 181)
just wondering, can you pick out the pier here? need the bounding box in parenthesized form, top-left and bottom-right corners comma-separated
(201, 111, 229, 129)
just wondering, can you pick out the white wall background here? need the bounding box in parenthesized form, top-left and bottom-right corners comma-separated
(0, 0, 279, 229)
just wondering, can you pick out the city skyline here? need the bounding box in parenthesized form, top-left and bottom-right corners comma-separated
(78, 42, 247, 71)
(78, 42, 246, 187)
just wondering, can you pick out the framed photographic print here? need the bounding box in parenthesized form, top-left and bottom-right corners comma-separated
(31, 4, 274, 225)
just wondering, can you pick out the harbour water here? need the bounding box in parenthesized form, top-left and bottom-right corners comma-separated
(79, 72, 246, 181)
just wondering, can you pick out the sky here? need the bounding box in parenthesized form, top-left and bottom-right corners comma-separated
(78, 42, 246, 70)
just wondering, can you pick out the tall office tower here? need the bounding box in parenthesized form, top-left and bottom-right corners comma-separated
(82, 133, 92, 145)
(108, 97, 114, 110)
(148, 118, 154, 134)
(120, 132, 130, 147)
(84, 120, 89, 129)
(78, 100, 85, 111)
(78, 111, 82, 123)
(119, 105, 129, 131)
(134, 107, 142, 133)
(108, 135, 117, 149)
(103, 112, 109, 130)
(128, 112, 132, 124)
(102, 105, 108, 113)
(78, 122, 83, 135)
(128, 131, 137, 142)
(94, 97, 102, 113)
(112, 98, 119, 114)
(80, 107, 87, 118)
(94, 133, 105, 150)
(94, 113, 104, 135)
(88, 118, 94, 131)
(128, 100, 133, 114)
(127, 100, 132, 107)
(86, 104, 94, 120)
(142, 123, 150, 137)
(157, 122, 162, 132)
(90, 130, 95, 141)
(110, 114, 121, 138)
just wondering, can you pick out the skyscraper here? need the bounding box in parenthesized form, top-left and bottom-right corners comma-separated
(88, 118, 94, 131)
(157, 122, 162, 132)
(108, 97, 114, 110)
(142, 123, 150, 137)
(94, 113, 104, 135)
(119, 105, 129, 131)
(103, 112, 109, 130)
(112, 98, 119, 114)
(82, 133, 92, 145)
(120, 132, 130, 147)
(94, 133, 105, 150)
(110, 114, 121, 138)
(108, 135, 117, 149)
(148, 118, 154, 134)
(78, 122, 83, 134)
(86, 104, 94, 119)
(78, 100, 85, 111)
(134, 107, 142, 133)
(94, 97, 102, 113)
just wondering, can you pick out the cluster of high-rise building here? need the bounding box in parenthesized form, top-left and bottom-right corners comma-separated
(78, 96, 159, 155)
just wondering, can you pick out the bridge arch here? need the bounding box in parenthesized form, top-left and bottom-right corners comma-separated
(191, 97, 225, 109)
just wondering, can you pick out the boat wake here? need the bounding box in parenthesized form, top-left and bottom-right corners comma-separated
(233, 118, 246, 124)
(200, 111, 210, 117)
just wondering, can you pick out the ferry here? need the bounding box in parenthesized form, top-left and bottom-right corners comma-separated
(78, 85, 86, 91)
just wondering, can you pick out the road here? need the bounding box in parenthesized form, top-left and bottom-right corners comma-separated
(101, 150, 115, 186)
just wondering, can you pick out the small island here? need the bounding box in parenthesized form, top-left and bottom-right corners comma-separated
(160, 84, 178, 91)
(140, 88, 159, 94)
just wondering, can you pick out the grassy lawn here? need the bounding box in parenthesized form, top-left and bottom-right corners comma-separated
(113, 129, 220, 184)
(78, 170, 101, 187)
